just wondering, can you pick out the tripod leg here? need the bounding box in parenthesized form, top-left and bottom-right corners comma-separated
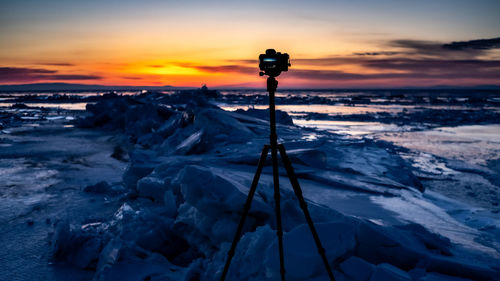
(278, 144, 336, 281)
(272, 143, 286, 281)
(220, 145, 270, 281)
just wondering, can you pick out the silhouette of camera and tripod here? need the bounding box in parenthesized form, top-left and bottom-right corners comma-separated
(220, 49, 336, 281)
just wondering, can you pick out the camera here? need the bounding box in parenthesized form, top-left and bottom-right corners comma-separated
(259, 49, 291, 77)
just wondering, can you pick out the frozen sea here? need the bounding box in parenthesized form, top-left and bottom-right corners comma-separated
(0, 89, 499, 280)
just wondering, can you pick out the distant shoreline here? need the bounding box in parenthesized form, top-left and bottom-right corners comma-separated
(0, 82, 500, 92)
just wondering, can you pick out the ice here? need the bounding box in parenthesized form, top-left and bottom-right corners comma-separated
(176, 165, 269, 215)
(137, 176, 167, 203)
(419, 272, 475, 281)
(83, 181, 126, 196)
(234, 108, 294, 126)
(96, 238, 122, 274)
(170, 165, 274, 249)
(370, 191, 499, 257)
(265, 222, 357, 280)
(122, 150, 159, 188)
(369, 263, 412, 281)
(52, 221, 105, 269)
(204, 225, 275, 280)
(286, 148, 328, 168)
(340, 256, 375, 281)
(163, 190, 177, 217)
(5, 91, 491, 280)
(174, 129, 204, 154)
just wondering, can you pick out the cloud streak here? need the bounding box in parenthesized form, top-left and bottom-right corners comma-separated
(190, 65, 256, 74)
(0, 67, 101, 83)
(442, 37, 500, 51)
(36, 62, 75, 67)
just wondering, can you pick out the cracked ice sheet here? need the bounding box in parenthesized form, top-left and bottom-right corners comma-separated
(371, 190, 500, 258)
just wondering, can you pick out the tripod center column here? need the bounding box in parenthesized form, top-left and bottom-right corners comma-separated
(267, 77, 279, 145)
(267, 76, 286, 280)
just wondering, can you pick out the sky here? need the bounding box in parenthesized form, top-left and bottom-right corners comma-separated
(1, 0, 500, 88)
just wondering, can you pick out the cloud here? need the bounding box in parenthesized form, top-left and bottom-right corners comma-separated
(287, 69, 367, 80)
(353, 52, 400, 56)
(0, 67, 101, 83)
(122, 76, 144, 80)
(286, 65, 500, 81)
(37, 62, 75, 67)
(189, 64, 256, 74)
(387, 37, 500, 58)
(271, 37, 500, 84)
(46, 74, 102, 80)
(220, 49, 500, 84)
(361, 58, 500, 71)
(442, 37, 500, 51)
(225, 56, 500, 81)
(230, 58, 358, 67)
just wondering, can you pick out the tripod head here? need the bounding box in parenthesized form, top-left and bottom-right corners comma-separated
(259, 49, 290, 92)
(259, 49, 291, 78)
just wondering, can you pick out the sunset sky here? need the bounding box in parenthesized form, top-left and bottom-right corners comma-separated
(1, 0, 499, 88)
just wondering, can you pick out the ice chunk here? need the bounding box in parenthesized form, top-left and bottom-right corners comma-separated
(122, 163, 155, 189)
(194, 108, 255, 144)
(134, 223, 190, 262)
(97, 251, 180, 281)
(136, 176, 167, 203)
(96, 238, 122, 274)
(419, 272, 475, 281)
(204, 225, 275, 281)
(83, 181, 126, 196)
(52, 222, 104, 269)
(74, 237, 102, 269)
(163, 189, 177, 218)
(340, 256, 375, 281)
(122, 149, 167, 188)
(287, 148, 328, 169)
(83, 181, 111, 194)
(155, 113, 188, 138)
(265, 222, 356, 280)
(355, 222, 421, 270)
(177, 165, 270, 216)
(369, 263, 411, 281)
(234, 108, 294, 126)
(175, 129, 204, 155)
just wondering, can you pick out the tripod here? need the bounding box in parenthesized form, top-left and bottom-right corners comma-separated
(220, 76, 336, 281)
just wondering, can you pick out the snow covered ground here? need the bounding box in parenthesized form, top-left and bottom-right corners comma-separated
(0, 90, 499, 280)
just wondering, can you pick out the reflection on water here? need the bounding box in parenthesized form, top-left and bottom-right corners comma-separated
(294, 119, 401, 136)
(218, 103, 500, 117)
(0, 102, 91, 110)
(219, 104, 268, 111)
(377, 125, 500, 165)
(219, 103, 396, 115)
(220, 103, 500, 166)
(1, 91, 147, 97)
(219, 103, 402, 135)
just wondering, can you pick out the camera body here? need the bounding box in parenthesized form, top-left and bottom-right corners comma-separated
(259, 49, 291, 77)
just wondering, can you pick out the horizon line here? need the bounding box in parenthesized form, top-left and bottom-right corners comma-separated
(1, 82, 500, 91)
